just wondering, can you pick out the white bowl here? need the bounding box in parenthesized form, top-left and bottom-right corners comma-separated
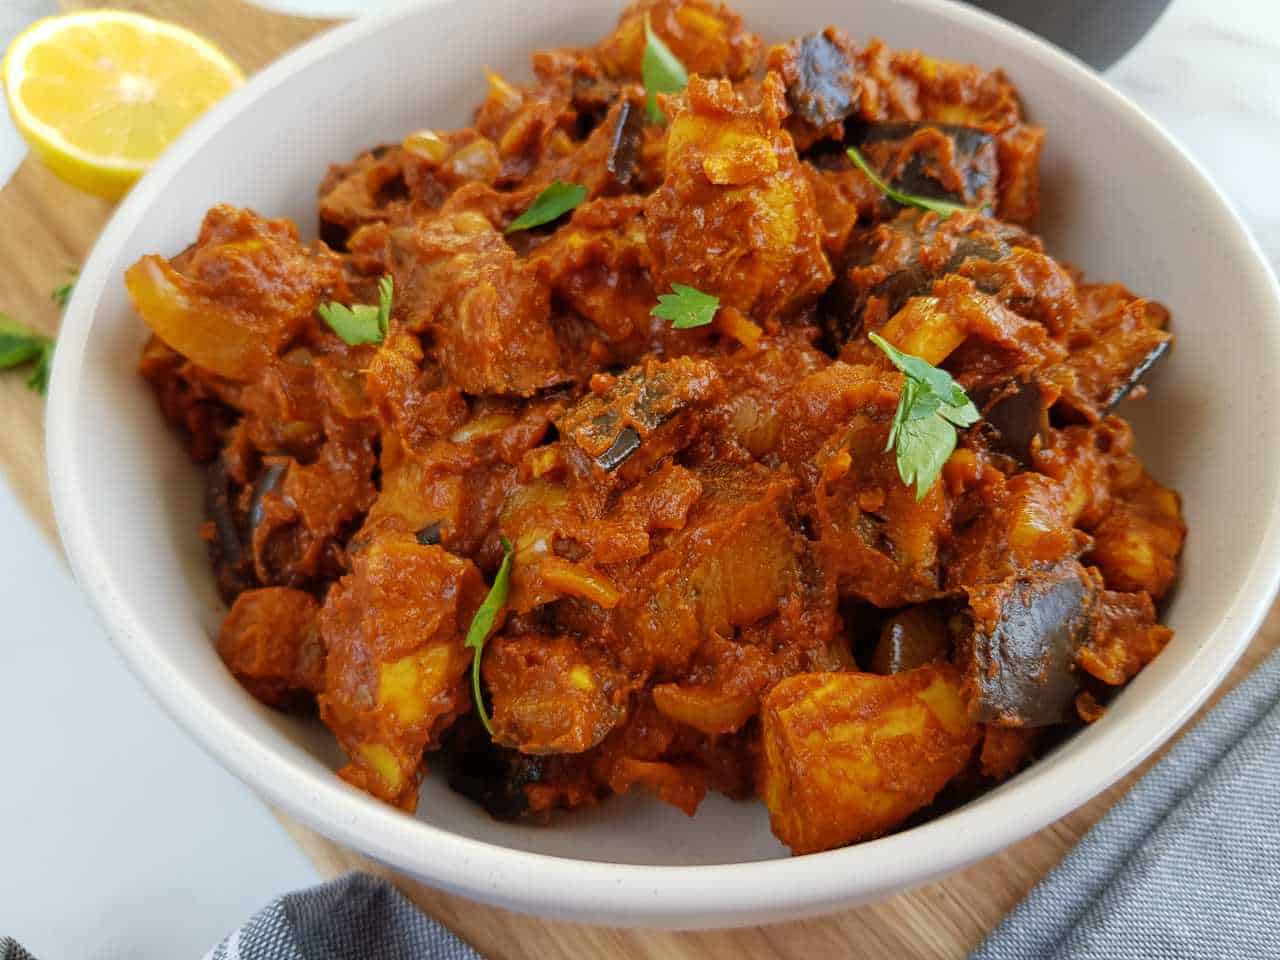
(46, 0, 1280, 929)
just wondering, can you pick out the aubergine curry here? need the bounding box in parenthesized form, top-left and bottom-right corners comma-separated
(127, 0, 1185, 855)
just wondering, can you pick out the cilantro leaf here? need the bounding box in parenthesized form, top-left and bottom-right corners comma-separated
(505, 181, 587, 234)
(895, 408, 960, 499)
(465, 537, 514, 737)
(317, 275, 392, 345)
(27, 341, 54, 395)
(872, 328, 976, 414)
(643, 12, 688, 122)
(652, 283, 720, 329)
(0, 315, 55, 396)
(870, 331, 979, 500)
(847, 146, 980, 220)
(52, 270, 78, 309)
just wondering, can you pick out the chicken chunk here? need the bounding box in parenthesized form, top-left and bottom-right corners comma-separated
(485, 634, 633, 754)
(616, 464, 805, 673)
(390, 211, 566, 396)
(1077, 588, 1173, 686)
(217, 587, 324, 707)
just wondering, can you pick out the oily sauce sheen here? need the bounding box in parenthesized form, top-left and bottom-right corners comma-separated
(128, 0, 1185, 855)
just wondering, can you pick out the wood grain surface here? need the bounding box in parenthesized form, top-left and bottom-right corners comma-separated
(2, 3, 1274, 957)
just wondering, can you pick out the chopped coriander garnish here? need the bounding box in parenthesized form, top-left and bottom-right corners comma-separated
(52, 270, 77, 309)
(652, 283, 719, 329)
(870, 331, 979, 500)
(465, 536, 514, 737)
(0, 315, 55, 395)
(847, 146, 978, 220)
(642, 12, 688, 123)
(317, 274, 392, 345)
(505, 181, 587, 234)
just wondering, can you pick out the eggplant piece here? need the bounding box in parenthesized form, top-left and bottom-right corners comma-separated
(205, 459, 244, 570)
(870, 605, 950, 674)
(247, 461, 287, 529)
(977, 377, 1049, 466)
(204, 456, 291, 602)
(822, 209, 1027, 347)
(556, 356, 722, 488)
(851, 122, 998, 209)
(1103, 336, 1171, 412)
(962, 560, 1097, 727)
(442, 721, 547, 820)
(606, 98, 644, 189)
(594, 426, 641, 472)
(1053, 325, 1173, 423)
(571, 69, 621, 136)
(775, 29, 862, 130)
(205, 458, 255, 603)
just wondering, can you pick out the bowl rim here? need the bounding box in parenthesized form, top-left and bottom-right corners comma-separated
(46, 0, 1280, 928)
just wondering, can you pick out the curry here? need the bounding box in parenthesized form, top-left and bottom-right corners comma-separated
(127, 0, 1184, 856)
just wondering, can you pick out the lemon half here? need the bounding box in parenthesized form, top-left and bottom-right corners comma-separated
(2, 11, 243, 200)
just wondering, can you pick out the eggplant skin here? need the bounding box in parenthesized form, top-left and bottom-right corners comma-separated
(979, 377, 1048, 466)
(851, 122, 998, 208)
(205, 457, 256, 604)
(1103, 336, 1171, 413)
(785, 30, 862, 129)
(442, 722, 546, 820)
(606, 98, 645, 189)
(821, 209, 1025, 349)
(594, 425, 642, 472)
(248, 461, 287, 529)
(962, 561, 1097, 727)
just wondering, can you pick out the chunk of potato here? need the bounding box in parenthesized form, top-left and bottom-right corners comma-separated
(318, 538, 486, 810)
(1086, 472, 1185, 599)
(645, 74, 832, 323)
(597, 0, 761, 82)
(760, 665, 977, 854)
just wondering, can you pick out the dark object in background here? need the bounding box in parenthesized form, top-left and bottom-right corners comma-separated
(964, 0, 1174, 70)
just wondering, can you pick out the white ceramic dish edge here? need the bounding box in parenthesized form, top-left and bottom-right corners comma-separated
(46, 0, 1280, 929)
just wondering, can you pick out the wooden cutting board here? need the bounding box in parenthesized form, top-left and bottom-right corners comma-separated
(3, 2, 1274, 956)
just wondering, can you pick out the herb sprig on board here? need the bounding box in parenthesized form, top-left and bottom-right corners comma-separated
(0, 315, 55, 395)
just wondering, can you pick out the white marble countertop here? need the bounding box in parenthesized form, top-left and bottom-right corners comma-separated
(0, 1, 1277, 956)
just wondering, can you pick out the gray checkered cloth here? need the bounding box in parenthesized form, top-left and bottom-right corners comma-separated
(4, 652, 1276, 960)
(199, 872, 481, 960)
(974, 649, 1280, 959)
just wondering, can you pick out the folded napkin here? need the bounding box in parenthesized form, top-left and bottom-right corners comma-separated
(0, 876, 480, 959)
(200, 872, 481, 960)
(974, 649, 1280, 959)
